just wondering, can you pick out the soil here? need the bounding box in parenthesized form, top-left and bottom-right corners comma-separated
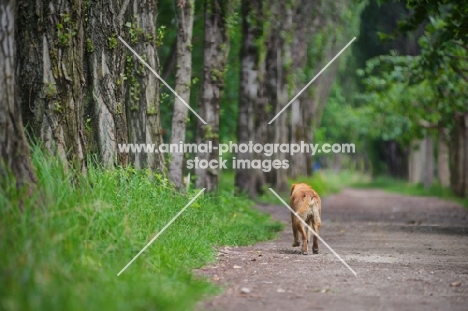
(196, 188, 468, 311)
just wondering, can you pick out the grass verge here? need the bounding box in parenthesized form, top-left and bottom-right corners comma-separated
(352, 175, 468, 208)
(0, 148, 282, 311)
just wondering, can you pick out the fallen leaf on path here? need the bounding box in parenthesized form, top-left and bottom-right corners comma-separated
(450, 282, 462, 287)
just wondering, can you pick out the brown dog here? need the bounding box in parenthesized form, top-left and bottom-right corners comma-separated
(290, 183, 322, 255)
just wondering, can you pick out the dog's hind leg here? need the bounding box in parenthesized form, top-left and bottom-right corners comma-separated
(296, 221, 308, 255)
(291, 213, 300, 247)
(306, 218, 314, 243)
(293, 217, 308, 255)
(312, 222, 320, 254)
(312, 207, 321, 254)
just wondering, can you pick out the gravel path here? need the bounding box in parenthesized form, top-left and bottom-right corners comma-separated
(197, 188, 468, 311)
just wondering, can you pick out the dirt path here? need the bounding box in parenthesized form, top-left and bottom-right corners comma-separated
(196, 188, 468, 311)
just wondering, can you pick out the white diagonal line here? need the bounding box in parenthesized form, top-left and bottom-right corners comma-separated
(117, 188, 206, 276)
(268, 37, 356, 124)
(268, 188, 357, 276)
(118, 36, 207, 125)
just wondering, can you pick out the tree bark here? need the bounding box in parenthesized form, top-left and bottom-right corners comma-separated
(0, 0, 37, 196)
(423, 134, 434, 189)
(288, 0, 317, 178)
(18, 0, 166, 173)
(17, 0, 87, 174)
(263, 0, 281, 189)
(235, 0, 264, 197)
(195, 0, 231, 192)
(450, 113, 468, 197)
(409, 139, 424, 184)
(310, 46, 340, 129)
(265, 0, 293, 192)
(86, 0, 130, 168)
(169, 0, 194, 189)
(126, 0, 165, 173)
(437, 127, 450, 188)
(408, 136, 433, 186)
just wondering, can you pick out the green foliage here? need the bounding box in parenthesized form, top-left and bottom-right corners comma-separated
(315, 84, 369, 146)
(155, 25, 166, 47)
(86, 38, 93, 53)
(147, 105, 159, 116)
(225, 2, 240, 32)
(203, 125, 219, 140)
(56, 13, 76, 47)
(125, 18, 144, 44)
(391, 0, 468, 44)
(211, 68, 226, 82)
(85, 118, 92, 132)
(108, 36, 118, 50)
(53, 102, 63, 114)
(159, 92, 171, 107)
(358, 16, 468, 145)
(44, 83, 57, 99)
(0, 147, 282, 311)
(125, 54, 144, 109)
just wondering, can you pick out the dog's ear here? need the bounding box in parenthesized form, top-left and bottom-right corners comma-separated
(290, 183, 297, 196)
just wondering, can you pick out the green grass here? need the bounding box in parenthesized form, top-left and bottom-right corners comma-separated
(352, 175, 468, 208)
(0, 148, 282, 311)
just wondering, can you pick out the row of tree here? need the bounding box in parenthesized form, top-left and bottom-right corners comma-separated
(234, 0, 363, 195)
(2, 0, 467, 200)
(1, 0, 362, 197)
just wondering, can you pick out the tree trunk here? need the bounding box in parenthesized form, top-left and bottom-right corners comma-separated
(17, 0, 165, 173)
(195, 0, 231, 192)
(0, 0, 37, 196)
(86, 0, 130, 168)
(126, 0, 165, 173)
(235, 0, 263, 197)
(264, 0, 292, 193)
(409, 139, 424, 184)
(311, 46, 340, 129)
(289, 0, 316, 179)
(263, 1, 280, 189)
(437, 127, 450, 188)
(408, 135, 433, 185)
(450, 113, 468, 197)
(423, 134, 434, 189)
(378, 140, 408, 179)
(17, 0, 87, 174)
(169, 0, 194, 189)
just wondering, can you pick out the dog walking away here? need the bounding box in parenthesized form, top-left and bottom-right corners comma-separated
(290, 183, 322, 255)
